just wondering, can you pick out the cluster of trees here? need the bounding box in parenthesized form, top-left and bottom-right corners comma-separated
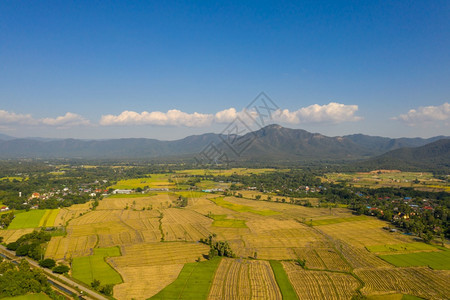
(0, 211, 14, 228)
(176, 195, 188, 207)
(6, 230, 51, 261)
(90, 279, 114, 296)
(0, 258, 55, 298)
(200, 234, 235, 259)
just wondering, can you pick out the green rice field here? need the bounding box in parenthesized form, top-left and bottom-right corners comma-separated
(211, 215, 247, 228)
(379, 247, 450, 270)
(150, 257, 222, 300)
(8, 210, 47, 229)
(72, 247, 123, 285)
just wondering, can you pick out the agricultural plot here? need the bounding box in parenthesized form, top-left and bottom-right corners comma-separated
(45, 234, 97, 260)
(110, 242, 209, 299)
(38, 209, 60, 227)
(0, 228, 34, 243)
(318, 218, 409, 247)
(356, 267, 450, 299)
(151, 258, 221, 300)
(211, 197, 279, 216)
(208, 258, 282, 300)
(366, 242, 438, 254)
(243, 219, 326, 260)
(8, 210, 47, 229)
(110, 174, 175, 189)
(161, 208, 212, 241)
(335, 240, 392, 269)
(210, 215, 247, 228)
(53, 202, 93, 226)
(98, 194, 176, 210)
(282, 261, 359, 299)
(379, 248, 450, 270)
(72, 246, 122, 286)
(269, 261, 298, 300)
(293, 246, 351, 272)
(311, 215, 368, 226)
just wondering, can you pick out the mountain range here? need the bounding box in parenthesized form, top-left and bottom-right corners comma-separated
(0, 125, 448, 170)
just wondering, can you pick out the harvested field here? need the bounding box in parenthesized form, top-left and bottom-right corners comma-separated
(151, 258, 221, 300)
(110, 242, 209, 267)
(53, 202, 92, 226)
(45, 234, 97, 260)
(161, 208, 212, 242)
(318, 219, 408, 247)
(243, 219, 325, 260)
(283, 261, 359, 299)
(110, 242, 209, 299)
(98, 194, 176, 210)
(356, 267, 450, 299)
(208, 258, 282, 300)
(114, 264, 184, 300)
(0, 228, 34, 243)
(293, 247, 351, 272)
(334, 240, 392, 269)
(38, 209, 60, 227)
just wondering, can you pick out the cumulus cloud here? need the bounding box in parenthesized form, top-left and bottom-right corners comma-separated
(41, 112, 91, 127)
(393, 102, 450, 126)
(100, 109, 213, 127)
(99, 103, 362, 127)
(0, 110, 91, 128)
(0, 110, 37, 125)
(272, 102, 362, 124)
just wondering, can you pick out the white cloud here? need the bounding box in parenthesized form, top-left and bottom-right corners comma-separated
(273, 102, 362, 124)
(100, 103, 362, 127)
(41, 112, 91, 127)
(100, 109, 213, 127)
(393, 102, 450, 126)
(0, 110, 37, 125)
(0, 110, 91, 128)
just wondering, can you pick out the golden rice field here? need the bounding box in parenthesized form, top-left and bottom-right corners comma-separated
(208, 258, 282, 300)
(356, 267, 450, 299)
(283, 261, 359, 299)
(1, 184, 446, 300)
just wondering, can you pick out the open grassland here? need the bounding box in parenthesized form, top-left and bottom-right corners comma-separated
(72, 246, 122, 286)
(151, 257, 221, 300)
(379, 247, 450, 270)
(211, 197, 279, 216)
(208, 258, 282, 300)
(38, 209, 60, 227)
(8, 209, 47, 229)
(269, 261, 298, 300)
(210, 215, 247, 228)
(110, 242, 209, 299)
(282, 261, 359, 299)
(356, 267, 450, 299)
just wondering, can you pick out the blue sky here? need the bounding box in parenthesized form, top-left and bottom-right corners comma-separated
(0, 1, 449, 139)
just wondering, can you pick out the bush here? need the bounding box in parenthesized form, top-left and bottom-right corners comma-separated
(39, 258, 56, 269)
(52, 264, 70, 274)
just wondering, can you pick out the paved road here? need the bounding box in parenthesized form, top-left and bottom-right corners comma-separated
(0, 245, 109, 300)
